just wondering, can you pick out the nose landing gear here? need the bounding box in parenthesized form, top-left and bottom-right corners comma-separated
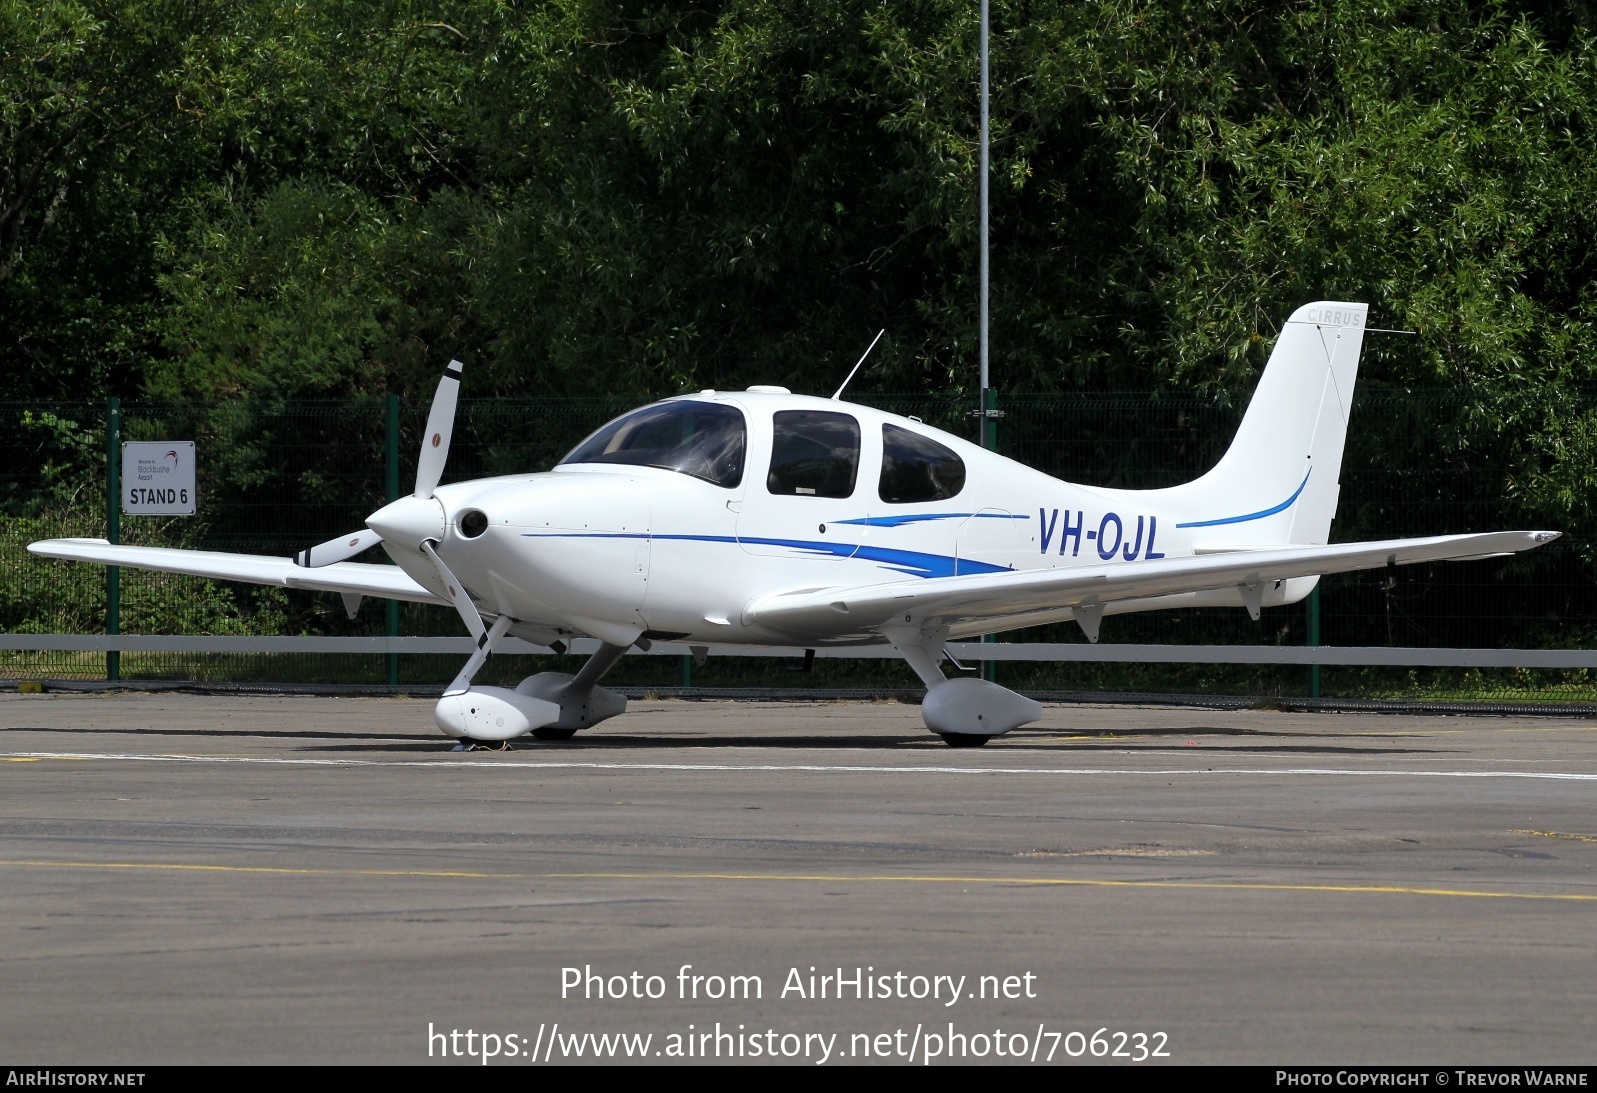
(436, 639, 633, 748)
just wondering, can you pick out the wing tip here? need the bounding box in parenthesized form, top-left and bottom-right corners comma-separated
(28, 537, 111, 555)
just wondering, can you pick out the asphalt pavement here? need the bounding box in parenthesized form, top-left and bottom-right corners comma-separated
(1, 692, 1594, 1065)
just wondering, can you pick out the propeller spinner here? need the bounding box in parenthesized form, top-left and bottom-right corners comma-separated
(292, 360, 465, 569)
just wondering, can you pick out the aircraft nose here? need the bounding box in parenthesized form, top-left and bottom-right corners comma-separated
(366, 494, 447, 546)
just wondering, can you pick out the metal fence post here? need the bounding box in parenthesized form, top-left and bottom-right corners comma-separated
(105, 397, 121, 682)
(1307, 582, 1321, 698)
(385, 394, 400, 688)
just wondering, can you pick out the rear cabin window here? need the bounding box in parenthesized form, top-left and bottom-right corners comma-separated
(559, 401, 746, 488)
(879, 424, 966, 503)
(766, 410, 860, 498)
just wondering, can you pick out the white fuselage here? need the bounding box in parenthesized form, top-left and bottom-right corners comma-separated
(385, 390, 1311, 649)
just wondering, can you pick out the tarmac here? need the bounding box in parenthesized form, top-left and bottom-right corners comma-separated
(1, 691, 1594, 1065)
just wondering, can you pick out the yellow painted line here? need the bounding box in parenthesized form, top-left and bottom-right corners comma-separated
(1515, 829, 1597, 844)
(0, 859, 517, 879)
(2, 755, 91, 762)
(541, 872, 1597, 902)
(0, 858, 1585, 901)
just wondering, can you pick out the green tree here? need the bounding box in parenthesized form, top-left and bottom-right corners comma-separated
(0, 0, 253, 397)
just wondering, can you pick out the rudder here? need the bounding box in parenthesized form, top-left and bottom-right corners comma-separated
(1163, 301, 1368, 547)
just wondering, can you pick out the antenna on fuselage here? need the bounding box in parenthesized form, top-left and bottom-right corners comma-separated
(830, 328, 887, 401)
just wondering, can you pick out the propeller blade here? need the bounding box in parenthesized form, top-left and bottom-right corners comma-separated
(414, 359, 464, 499)
(292, 528, 384, 568)
(419, 539, 484, 644)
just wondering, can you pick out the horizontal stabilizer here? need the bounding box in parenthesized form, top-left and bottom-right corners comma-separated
(28, 538, 445, 605)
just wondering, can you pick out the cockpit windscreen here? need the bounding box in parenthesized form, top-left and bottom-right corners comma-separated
(559, 401, 746, 488)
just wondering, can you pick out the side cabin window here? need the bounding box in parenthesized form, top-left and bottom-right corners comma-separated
(879, 423, 965, 504)
(559, 401, 745, 488)
(766, 410, 860, 498)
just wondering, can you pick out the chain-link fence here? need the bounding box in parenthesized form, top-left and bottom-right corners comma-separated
(4, 388, 1593, 702)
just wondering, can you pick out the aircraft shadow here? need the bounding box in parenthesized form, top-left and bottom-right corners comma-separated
(1037, 726, 1431, 740)
(1, 725, 419, 743)
(2, 724, 1437, 757)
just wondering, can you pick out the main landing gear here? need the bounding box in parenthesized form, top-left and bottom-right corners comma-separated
(886, 627, 1043, 748)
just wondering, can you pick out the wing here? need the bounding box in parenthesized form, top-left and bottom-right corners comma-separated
(747, 531, 1559, 638)
(27, 538, 447, 605)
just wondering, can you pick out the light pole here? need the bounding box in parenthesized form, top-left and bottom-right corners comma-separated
(978, 0, 1001, 681)
(978, 0, 993, 451)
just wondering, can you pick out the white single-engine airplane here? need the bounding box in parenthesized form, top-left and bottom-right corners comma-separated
(31, 302, 1558, 748)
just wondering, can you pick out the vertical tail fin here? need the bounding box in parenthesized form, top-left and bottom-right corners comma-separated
(1165, 301, 1368, 546)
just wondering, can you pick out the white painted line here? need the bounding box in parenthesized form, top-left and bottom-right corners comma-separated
(6, 751, 1597, 781)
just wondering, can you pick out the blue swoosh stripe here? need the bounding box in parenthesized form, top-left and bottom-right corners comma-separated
(1175, 469, 1312, 529)
(520, 532, 1009, 578)
(835, 512, 1031, 528)
(852, 544, 1010, 578)
(835, 513, 971, 527)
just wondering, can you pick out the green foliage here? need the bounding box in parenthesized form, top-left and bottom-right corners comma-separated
(152, 182, 404, 399)
(13, 409, 100, 512)
(131, 4, 1597, 396)
(0, 512, 105, 634)
(6, 2, 1593, 399)
(1, 509, 295, 637)
(6, 0, 1597, 669)
(0, 0, 256, 396)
